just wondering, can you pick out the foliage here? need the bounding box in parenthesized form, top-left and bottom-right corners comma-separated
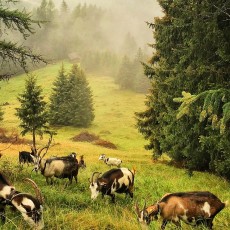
(121, 33, 138, 57)
(49, 64, 94, 127)
(136, 0, 230, 178)
(116, 48, 151, 93)
(81, 50, 120, 76)
(15, 75, 49, 149)
(49, 64, 69, 125)
(174, 89, 230, 177)
(30, 1, 107, 60)
(115, 55, 133, 90)
(0, 0, 47, 80)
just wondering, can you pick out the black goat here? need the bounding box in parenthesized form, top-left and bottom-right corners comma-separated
(19, 151, 36, 165)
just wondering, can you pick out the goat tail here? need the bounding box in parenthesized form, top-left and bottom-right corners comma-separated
(131, 166, 136, 176)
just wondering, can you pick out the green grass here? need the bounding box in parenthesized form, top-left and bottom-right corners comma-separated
(0, 62, 229, 230)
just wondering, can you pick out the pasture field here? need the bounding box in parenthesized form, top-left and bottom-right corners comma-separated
(0, 62, 229, 230)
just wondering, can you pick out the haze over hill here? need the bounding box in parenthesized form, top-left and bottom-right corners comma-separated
(21, 0, 163, 52)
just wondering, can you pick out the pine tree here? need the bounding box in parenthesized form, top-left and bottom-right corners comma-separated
(121, 33, 138, 57)
(61, 0, 68, 15)
(68, 64, 94, 127)
(16, 75, 48, 150)
(132, 48, 150, 93)
(36, 0, 48, 20)
(0, 0, 47, 80)
(116, 55, 134, 90)
(49, 64, 69, 125)
(136, 0, 230, 178)
(49, 64, 94, 127)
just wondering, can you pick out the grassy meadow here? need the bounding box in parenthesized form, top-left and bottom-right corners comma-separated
(0, 62, 229, 230)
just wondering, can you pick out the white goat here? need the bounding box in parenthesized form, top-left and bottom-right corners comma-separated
(99, 154, 122, 167)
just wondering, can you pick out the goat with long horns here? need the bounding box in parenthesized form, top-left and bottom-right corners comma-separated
(0, 173, 44, 229)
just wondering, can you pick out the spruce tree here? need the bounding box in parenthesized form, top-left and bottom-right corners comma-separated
(16, 75, 48, 150)
(0, 0, 47, 80)
(116, 55, 134, 90)
(49, 64, 94, 127)
(132, 48, 150, 93)
(49, 64, 69, 125)
(67, 64, 94, 127)
(136, 0, 230, 178)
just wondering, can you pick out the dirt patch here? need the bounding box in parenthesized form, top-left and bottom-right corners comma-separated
(71, 131, 100, 142)
(93, 139, 117, 149)
(71, 131, 117, 149)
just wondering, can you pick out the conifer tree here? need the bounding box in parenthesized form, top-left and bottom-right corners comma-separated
(0, 0, 47, 80)
(116, 56, 134, 90)
(49, 64, 94, 127)
(36, 0, 48, 20)
(16, 75, 48, 150)
(61, 0, 68, 15)
(132, 48, 150, 93)
(68, 64, 94, 127)
(136, 0, 230, 178)
(49, 64, 69, 125)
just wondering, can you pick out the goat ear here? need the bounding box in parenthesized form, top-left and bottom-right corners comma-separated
(99, 181, 107, 186)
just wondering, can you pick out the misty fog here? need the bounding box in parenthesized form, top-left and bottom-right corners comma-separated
(5, 0, 163, 89)
(21, 0, 163, 55)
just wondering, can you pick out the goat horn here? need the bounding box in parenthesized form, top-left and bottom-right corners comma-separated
(135, 201, 141, 216)
(24, 178, 44, 204)
(90, 171, 101, 184)
(143, 200, 147, 211)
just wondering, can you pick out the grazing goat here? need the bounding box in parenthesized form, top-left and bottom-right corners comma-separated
(0, 173, 44, 229)
(89, 167, 135, 202)
(135, 191, 227, 229)
(19, 151, 36, 165)
(99, 154, 122, 167)
(34, 153, 79, 185)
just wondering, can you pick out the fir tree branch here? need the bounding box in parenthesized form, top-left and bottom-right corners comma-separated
(0, 40, 47, 72)
(0, 8, 40, 39)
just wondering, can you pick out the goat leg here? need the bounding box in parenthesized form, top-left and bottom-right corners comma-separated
(161, 219, 168, 230)
(0, 203, 6, 223)
(110, 194, 115, 203)
(172, 220, 182, 229)
(206, 219, 213, 230)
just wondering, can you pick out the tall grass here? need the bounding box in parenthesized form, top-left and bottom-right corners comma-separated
(0, 62, 229, 229)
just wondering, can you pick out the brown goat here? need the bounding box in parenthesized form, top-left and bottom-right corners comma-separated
(135, 191, 227, 230)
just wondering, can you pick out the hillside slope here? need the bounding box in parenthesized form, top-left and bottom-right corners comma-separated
(0, 63, 229, 230)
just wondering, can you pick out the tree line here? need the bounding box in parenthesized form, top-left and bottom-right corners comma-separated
(30, 0, 150, 93)
(136, 0, 230, 179)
